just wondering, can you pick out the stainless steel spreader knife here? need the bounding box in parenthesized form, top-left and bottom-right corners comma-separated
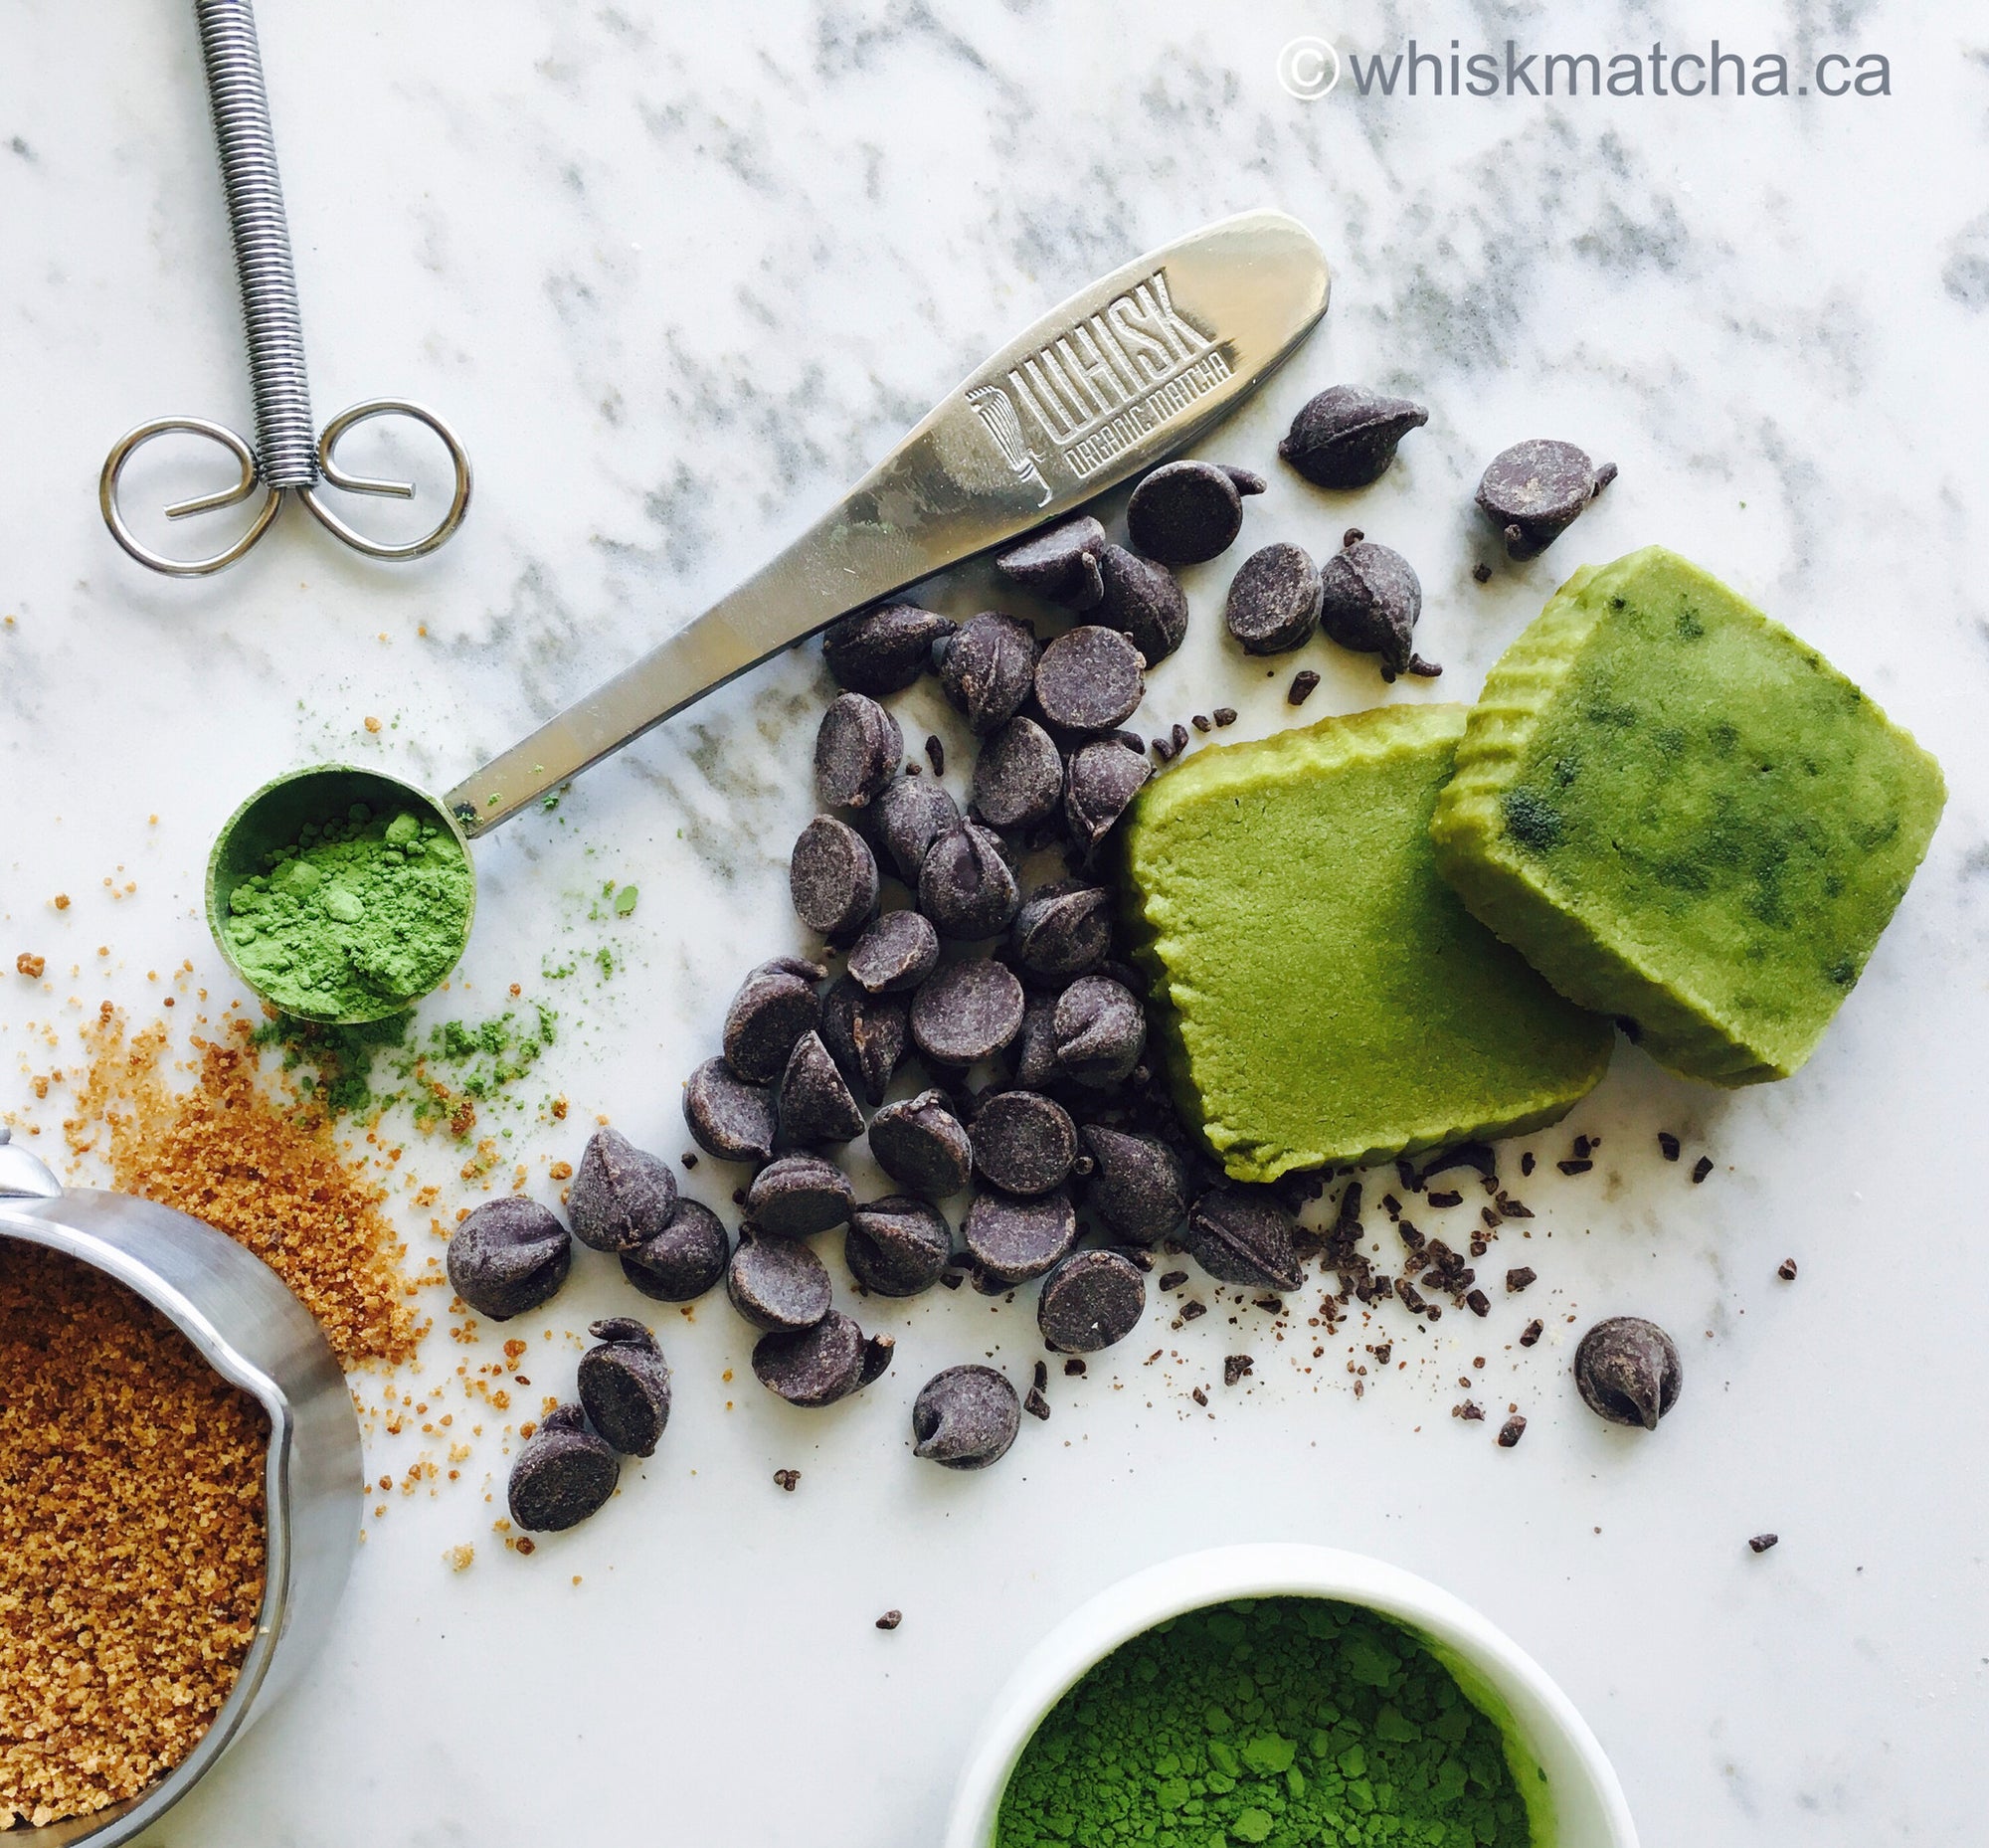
(446, 209, 1329, 833)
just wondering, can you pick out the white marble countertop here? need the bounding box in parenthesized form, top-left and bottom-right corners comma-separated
(3, 3, 1986, 1843)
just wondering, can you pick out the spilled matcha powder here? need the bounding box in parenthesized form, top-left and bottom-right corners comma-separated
(224, 806, 473, 1018)
(997, 1598, 1533, 1848)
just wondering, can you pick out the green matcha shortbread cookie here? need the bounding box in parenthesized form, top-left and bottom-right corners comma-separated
(1430, 546, 1946, 1085)
(1124, 704, 1613, 1183)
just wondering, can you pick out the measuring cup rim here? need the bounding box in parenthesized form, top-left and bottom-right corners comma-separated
(205, 762, 477, 1025)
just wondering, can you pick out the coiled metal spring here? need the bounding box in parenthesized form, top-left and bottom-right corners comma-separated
(100, 0, 471, 576)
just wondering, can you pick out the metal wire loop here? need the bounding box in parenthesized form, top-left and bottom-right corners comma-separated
(296, 400, 473, 562)
(98, 417, 284, 578)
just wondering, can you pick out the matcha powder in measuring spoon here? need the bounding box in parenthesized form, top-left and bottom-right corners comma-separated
(996, 1597, 1535, 1848)
(225, 806, 475, 1019)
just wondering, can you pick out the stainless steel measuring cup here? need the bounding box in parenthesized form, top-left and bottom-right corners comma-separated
(0, 1128, 363, 1847)
(208, 208, 1333, 1018)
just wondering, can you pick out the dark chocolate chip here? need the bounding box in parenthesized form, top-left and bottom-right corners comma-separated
(971, 717, 1064, 832)
(1475, 440, 1615, 560)
(1225, 542, 1322, 655)
(994, 515, 1108, 610)
(1317, 538, 1423, 679)
(752, 1311, 892, 1407)
(844, 1196, 952, 1296)
(567, 1126, 678, 1254)
(1184, 1189, 1305, 1291)
(818, 975, 909, 1107)
(1037, 1248, 1146, 1354)
(1082, 1126, 1187, 1244)
(1010, 880, 1113, 983)
(865, 1090, 973, 1198)
(911, 1365, 1020, 1470)
(727, 1227, 834, 1332)
(745, 1153, 854, 1239)
(777, 1028, 864, 1146)
(971, 1089, 1077, 1197)
(1127, 460, 1245, 565)
(1063, 739, 1152, 854)
(1052, 975, 1146, 1089)
(790, 816, 880, 939)
(1033, 626, 1146, 734)
(722, 956, 825, 1085)
(577, 1319, 672, 1457)
(1573, 1316, 1683, 1430)
(620, 1197, 730, 1303)
(934, 611, 1039, 735)
(1277, 385, 1429, 488)
(964, 1188, 1079, 1284)
(683, 1057, 779, 1166)
(910, 959, 1024, 1067)
(822, 603, 957, 695)
(1097, 544, 1188, 667)
(870, 774, 961, 884)
(815, 692, 903, 809)
(1010, 992, 1061, 1090)
(846, 910, 940, 996)
(508, 1405, 620, 1532)
(448, 1198, 572, 1321)
(919, 821, 1020, 940)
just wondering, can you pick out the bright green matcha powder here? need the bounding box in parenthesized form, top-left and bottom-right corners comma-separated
(997, 1598, 1535, 1848)
(225, 805, 474, 1018)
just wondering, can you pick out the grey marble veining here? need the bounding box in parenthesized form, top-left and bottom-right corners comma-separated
(1, 3, 1985, 1845)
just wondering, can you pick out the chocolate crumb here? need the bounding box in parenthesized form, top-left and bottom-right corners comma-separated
(1557, 1159, 1592, 1176)
(1692, 1156, 1714, 1185)
(1465, 1288, 1491, 1317)
(1212, 707, 1237, 727)
(1748, 1533, 1779, 1555)
(1658, 1132, 1681, 1162)
(774, 1468, 801, 1492)
(1032, 1360, 1049, 1392)
(1497, 1414, 1526, 1447)
(1159, 1269, 1188, 1291)
(1506, 1267, 1537, 1293)
(1171, 722, 1188, 754)
(1288, 669, 1321, 707)
(1180, 1300, 1207, 1322)
(1520, 1152, 1536, 1176)
(1343, 527, 1364, 547)
(1498, 1198, 1534, 1219)
(1153, 733, 1177, 764)
(1191, 714, 1211, 733)
(680, 1152, 698, 1170)
(1472, 562, 1493, 584)
(1571, 1135, 1593, 1159)
(1253, 1295, 1286, 1314)
(1191, 1386, 1208, 1406)
(1426, 1190, 1462, 1209)
(925, 735, 945, 777)
(1454, 1400, 1485, 1421)
(1223, 1354, 1254, 1386)
(940, 1272, 964, 1290)
(1519, 1319, 1543, 1347)
(1023, 1387, 1050, 1420)
(1064, 1357, 1086, 1376)
(876, 1608, 903, 1629)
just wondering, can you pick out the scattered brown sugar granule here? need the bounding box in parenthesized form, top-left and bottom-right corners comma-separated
(1691, 1156, 1714, 1185)
(14, 953, 44, 979)
(0, 1244, 268, 1828)
(51, 895, 70, 911)
(1748, 1533, 1779, 1554)
(63, 1014, 417, 1368)
(1497, 1415, 1527, 1447)
(1777, 1258, 1798, 1282)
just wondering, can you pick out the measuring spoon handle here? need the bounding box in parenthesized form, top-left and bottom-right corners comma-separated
(446, 210, 1329, 835)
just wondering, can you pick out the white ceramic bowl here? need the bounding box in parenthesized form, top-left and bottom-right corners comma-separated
(944, 1542, 1638, 1848)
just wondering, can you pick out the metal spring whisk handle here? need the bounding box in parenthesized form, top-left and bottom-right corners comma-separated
(98, 0, 471, 577)
(194, 0, 316, 489)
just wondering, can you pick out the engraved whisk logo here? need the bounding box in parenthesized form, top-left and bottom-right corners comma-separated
(970, 269, 1236, 486)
